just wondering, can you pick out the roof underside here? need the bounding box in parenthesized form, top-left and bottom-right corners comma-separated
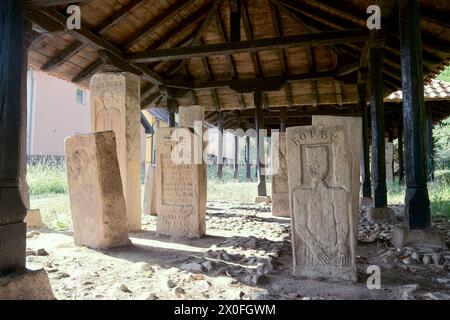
(26, 0, 450, 127)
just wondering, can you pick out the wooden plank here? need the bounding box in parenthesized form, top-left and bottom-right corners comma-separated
(121, 0, 197, 49)
(24, 0, 88, 7)
(126, 29, 368, 63)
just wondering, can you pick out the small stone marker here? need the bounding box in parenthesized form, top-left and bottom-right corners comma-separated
(25, 209, 43, 228)
(143, 164, 157, 216)
(65, 131, 130, 249)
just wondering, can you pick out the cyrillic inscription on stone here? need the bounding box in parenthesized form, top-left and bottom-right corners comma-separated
(286, 125, 356, 281)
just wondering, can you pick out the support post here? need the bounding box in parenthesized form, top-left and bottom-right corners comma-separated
(254, 91, 267, 197)
(425, 103, 434, 182)
(245, 135, 251, 181)
(280, 107, 287, 133)
(359, 82, 372, 199)
(0, 0, 27, 275)
(398, 125, 405, 184)
(167, 98, 177, 128)
(217, 111, 223, 179)
(234, 131, 239, 180)
(391, 0, 445, 250)
(367, 31, 393, 220)
(398, 0, 431, 230)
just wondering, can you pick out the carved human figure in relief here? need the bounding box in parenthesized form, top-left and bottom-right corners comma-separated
(292, 146, 350, 268)
(94, 89, 124, 156)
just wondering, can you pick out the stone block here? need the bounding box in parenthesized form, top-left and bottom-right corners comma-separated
(255, 196, 272, 204)
(155, 127, 206, 238)
(65, 131, 131, 249)
(25, 209, 43, 228)
(90, 72, 141, 231)
(286, 125, 357, 281)
(391, 226, 448, 249)
(0, 223, 26, 274)
(368, 206, 395, 221)
(0, 269, 54, 300)
(271, 133, 289, 217)
(143, 164, 157, 216)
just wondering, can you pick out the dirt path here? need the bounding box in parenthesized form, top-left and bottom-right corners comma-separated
(25, 201, 450, 300)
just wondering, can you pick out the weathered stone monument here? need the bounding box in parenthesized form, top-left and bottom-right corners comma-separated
(271, 132, 289, 217)
(143, 164, 157, 216)
(178, 105, 205, 128)
(386, 141, 394, 182)
(286, 125, 357, 281)
(313, 116, 362, 232)
(155, 127, 206, 238)
(65, 131, 130, 249)
(90, 72, 141, 231)
(25, 209, 43, 228)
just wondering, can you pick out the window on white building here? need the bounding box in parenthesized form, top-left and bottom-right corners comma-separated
(76, 88, 86, 105)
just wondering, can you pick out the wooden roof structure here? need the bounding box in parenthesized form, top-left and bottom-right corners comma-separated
(24, 0, 450, 128)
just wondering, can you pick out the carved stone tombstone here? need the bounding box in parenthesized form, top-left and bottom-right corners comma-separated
(155, 127, 206, 238)
(286, 125, 357, 281)
(65, 132, 130, 249)
(143, 164, 157, 216)
(90, 72, 141, 231)
(312, 116, 362, 232)
(178, 105, 204, 128)
(385, 141, 394, 182)
(271, 132, 289, 217)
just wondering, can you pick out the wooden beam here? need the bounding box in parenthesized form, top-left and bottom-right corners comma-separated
(215, 14, 246, 109)
(230, 0, 241, 42)
(70, 0, 209, 83)
(165, 71, 335, 91)
(126, 29, 368, 63)
(121, 0, 196, 49)
(24, 0, 87, 7)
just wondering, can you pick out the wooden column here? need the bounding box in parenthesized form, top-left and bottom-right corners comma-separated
(369, 37, 387, 209)
(280, 107, 287, 133)
(425, 103, 434, 182)
(217, 111, 223, 179)
(255, 91, 267, 196)
(0, 0, 27, 274)
(167, 98, 177, 128)
(399, 0, 431, 229)
(398, 125, 405, 184)
(245, 135, 251, 181)
(359, 82, 372, 198)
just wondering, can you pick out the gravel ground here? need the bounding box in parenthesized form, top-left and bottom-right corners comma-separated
(25, 201, 450, 300)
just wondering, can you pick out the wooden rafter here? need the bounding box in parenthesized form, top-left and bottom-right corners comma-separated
(125, 29, 367, 63)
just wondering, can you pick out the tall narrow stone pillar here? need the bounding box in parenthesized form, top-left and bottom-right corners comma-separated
(254, 91, 267, 197)
(385, 139, 394, 182)
(359, 82, 372, 199)
(368, 34, 393, 220)
(90, 73, 141, 231)
(217, 111, 223, 179)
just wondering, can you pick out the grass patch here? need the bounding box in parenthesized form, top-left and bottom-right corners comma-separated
(27, 164, 67, 195)
(387, 170, 450, 218)
(28, 164, 449, 231)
